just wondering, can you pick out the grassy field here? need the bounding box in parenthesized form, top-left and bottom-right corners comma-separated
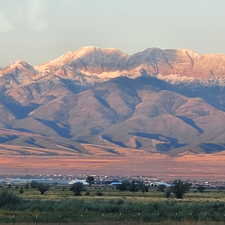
(0, 223, 224, 225)
(1, 186, 225, 224)
(14, 186, 225, 202)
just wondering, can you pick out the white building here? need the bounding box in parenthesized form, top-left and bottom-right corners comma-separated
(68, 179, 89, 185)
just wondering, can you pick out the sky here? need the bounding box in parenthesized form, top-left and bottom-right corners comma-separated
(0, 0, 225, 67)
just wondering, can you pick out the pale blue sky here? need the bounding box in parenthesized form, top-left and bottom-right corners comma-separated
(0, 0, 225, 66)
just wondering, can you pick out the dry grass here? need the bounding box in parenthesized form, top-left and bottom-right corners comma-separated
(20, 190, 225, 203)
(0, 222, 223, 225)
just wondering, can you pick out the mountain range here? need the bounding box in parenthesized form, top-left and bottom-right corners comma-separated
(1, 46, 225, 156)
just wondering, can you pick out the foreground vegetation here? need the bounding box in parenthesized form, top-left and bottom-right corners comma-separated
(0, 223, 224, 225)
(0, 182, 225, 224)
(0, 187, 225, 225)
(0, 223, 223, 225)
(2, 197, 225, 223)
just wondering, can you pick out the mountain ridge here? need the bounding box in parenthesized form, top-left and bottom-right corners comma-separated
(1, 47, 225, 155)
(2, 47, 225, 89)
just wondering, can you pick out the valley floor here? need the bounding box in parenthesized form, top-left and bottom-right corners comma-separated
(1, 144, 225, 180)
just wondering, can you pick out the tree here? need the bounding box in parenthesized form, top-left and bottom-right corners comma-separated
(31, 181, 39, 189)
(25, 183, 30, 189)
(70, 183, 85, 196)
(128, 180, 139, 192)
(117, 180, 147, 192)
(197, 186, 206, 193)
(117, 181, 130, 191)
(157, 184, 166, 192)
(37, 183, 50, 195)
(165, 188, 172, 198)
(86, 176, 95, 186)
(140, 183, 149, 193)
(171, 180, 192, 199)
(19, 187, 24, 194)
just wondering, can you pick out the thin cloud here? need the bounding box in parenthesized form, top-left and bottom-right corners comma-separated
(0, 0, 49, 32)
(0, 11, 13, 33)
(27, 0, 48, 32)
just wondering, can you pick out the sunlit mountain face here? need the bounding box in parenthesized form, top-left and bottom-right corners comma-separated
(1, 46, 225, 155)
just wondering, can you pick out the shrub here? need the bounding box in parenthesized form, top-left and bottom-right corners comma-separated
(165, 189, 172, 198)
(70, 183, 85, 196)
(0, 190, 21, 207)
(19, 187, 24, 194)
(157, 184, 166, 192)
(141, 184, 149, 193)
(96, 191, 103, 196)
(31, 181, 39, 189)
(86, 176, 95, 186)
(37, 183, 50, 195)
(128, 181, 139, 192)
(117, 181, 130, 191)
(197, 186, 206, 193)
(117, 180, 147, 192)
(62, 187, 66, 191)
(171, 180, 192, 199)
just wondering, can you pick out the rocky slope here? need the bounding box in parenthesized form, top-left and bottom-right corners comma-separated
(1, 47, 225, 155)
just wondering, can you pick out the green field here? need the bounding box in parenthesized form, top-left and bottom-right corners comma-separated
(16, 186, 225, 202)
(0, 223, 223, 225)
(0, 223, 224, 225)
(1, 186, 225, 224)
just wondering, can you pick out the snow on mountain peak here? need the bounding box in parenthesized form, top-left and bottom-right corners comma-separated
(177, 49, 200, 58)
(0, 60, 35, 76)
(36, 46, 128, 73)
(75, 46, 127, 56)
(3, 46, 225, 88)
(10, 60, 32, 68)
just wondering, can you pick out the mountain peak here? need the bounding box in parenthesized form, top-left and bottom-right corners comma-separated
(76, 46, 127, 56)
(135, 47, 200, 59)
(36, 46, 128, 73)
(10, 60, 32, 68)
(0, 60, 35, 76)
(176, 48, 200, 58)
(76, 46, 98, 55)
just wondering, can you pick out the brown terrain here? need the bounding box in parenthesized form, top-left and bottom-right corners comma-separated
(1, 46, 225, 177)
(0, 144, 225, 180)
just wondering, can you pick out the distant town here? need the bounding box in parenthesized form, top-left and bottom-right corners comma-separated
(0, 174, 225, 189)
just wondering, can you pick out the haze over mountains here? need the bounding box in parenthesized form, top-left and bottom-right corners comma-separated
(1, 46, 225, 155)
